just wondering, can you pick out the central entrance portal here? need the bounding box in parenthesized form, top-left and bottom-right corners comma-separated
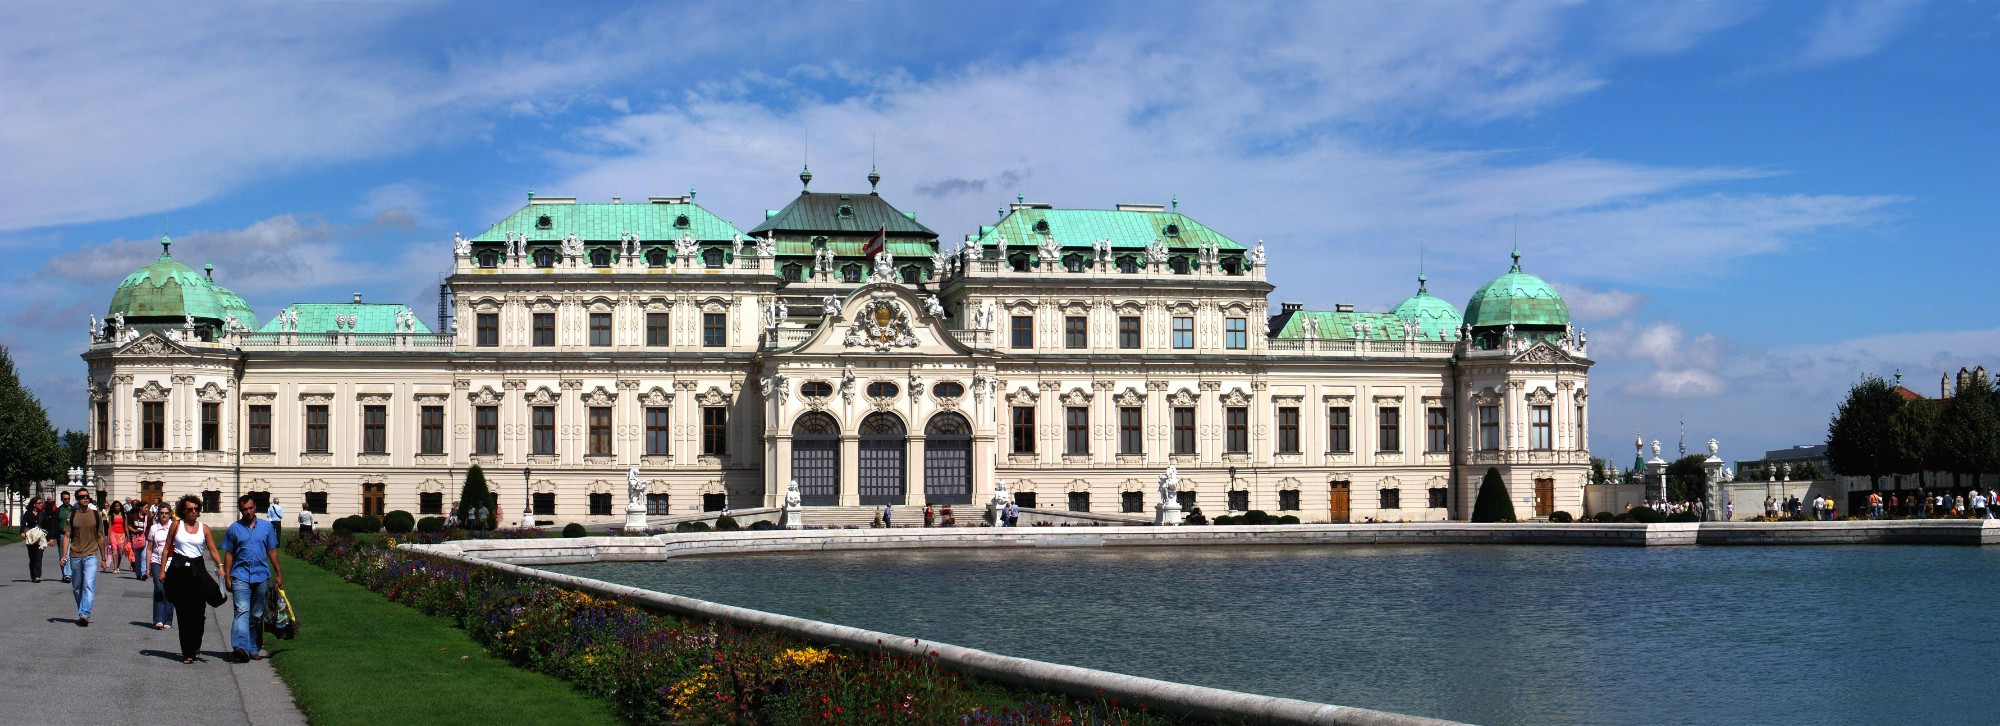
(923, 412, 972, 504)
(792, 412, 840, 506)
(858, 412, 908, 505)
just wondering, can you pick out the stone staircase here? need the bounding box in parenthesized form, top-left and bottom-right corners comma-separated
(801, 505, 978, 529)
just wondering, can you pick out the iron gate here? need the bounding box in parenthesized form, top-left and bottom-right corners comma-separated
(858, 413, 907, 505)
(792, 412, 840, 506)
(923, 412, 973, 504)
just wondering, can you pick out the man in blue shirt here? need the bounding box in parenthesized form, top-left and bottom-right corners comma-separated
(222, 494, 284, 663)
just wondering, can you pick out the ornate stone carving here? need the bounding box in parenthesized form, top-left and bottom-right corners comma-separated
(134, 380, 170, 401)
(358, 393, 391, 405)
(697, 386, 731, 406)
(641, 386, 673, 407)
(1513, 342, 1577, 365)
(842, 291, 920, 352)
(468, 386, 503, 405)
(196, 382, 228, 403)
(1062, 388, 1092, 406)
(1527, 387, 1555, 405)
(300, 392, 333, 404)
(1221, 388, 1250, 406)
(1169, 388, 1198, 407)
(526, 386, 559, 405)
(1006, 387, 1038, 407)
(1116, 387, 1145, 407)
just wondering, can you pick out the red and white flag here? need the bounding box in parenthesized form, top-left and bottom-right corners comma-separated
(862, 226, 886, 260)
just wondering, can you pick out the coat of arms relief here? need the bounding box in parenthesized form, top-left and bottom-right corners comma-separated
(843, 291, 920, 352)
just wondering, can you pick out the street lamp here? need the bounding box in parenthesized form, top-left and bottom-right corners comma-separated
(522, 467, 536, 528)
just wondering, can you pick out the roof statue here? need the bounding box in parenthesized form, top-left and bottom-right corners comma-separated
(755, 232, 775, 258)
(88, 314, 98, 341)
(561, 233, 583, 258)
(731, 233, 744, 259)
(1300, 316, 1319, 339)
(1146, 238, 1168, 264)
(1250, 240, 1266, 268)
(453, 233, 469, 257)
(871, 248, 896, 283)
(1038, 235, 1059, 264)
(924, 294, 945, 319)
(996, 233, 1008, 253)
(675, 233, 698, 261)
(820, 294, 839, 317)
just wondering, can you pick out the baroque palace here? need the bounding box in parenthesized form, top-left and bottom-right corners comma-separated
(83, 168, 1593, 525)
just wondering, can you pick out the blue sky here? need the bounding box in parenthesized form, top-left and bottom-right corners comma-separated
(4, 0, 1996, 467)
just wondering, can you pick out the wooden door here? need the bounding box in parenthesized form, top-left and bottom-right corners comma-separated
(1534, 478, 1555, 518)
(362, 482, 386, 517)
(1329, 481, 1351, 522)
(139, 481, 163, 504)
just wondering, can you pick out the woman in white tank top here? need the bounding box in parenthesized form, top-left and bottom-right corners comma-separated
(162, 495, 224, 664)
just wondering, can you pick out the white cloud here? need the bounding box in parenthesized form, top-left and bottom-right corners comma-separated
(1553, 282, 1646, 321)
(1795, 0, 1927, 66)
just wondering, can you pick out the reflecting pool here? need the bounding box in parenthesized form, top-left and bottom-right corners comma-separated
(553, 544, 2000, 725)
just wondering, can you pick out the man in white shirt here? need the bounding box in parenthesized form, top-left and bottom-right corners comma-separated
(297, 506, 315, 535)
(268, 498, 286, 539)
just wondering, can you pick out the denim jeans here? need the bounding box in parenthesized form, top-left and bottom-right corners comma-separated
(230, 577, 269, 653)
(68, 555, 98, 618)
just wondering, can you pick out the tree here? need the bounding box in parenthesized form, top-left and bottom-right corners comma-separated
(459, 464, 493, 528)
(0, 344, 65, 497)
(1470, 467, 1515, 523)
(61, 429, 88, 469)
(1933, 379, 1999, 489)
(1589, 457, 1610, 486)
(1664, 455, 1710, 503)
(1825, 375, 1902, 490)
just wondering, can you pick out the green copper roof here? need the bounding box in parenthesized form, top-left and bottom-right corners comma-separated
(750, 192, 937, 237)
(1389, 275, 1463, 340)
(1464, 251, 1569, 329)
(470, 201, 745, 243)
(213, 285, 258, 328)
(1271, 310, 1435, 341)
(970, 207, 1245, 251)
(107, 239, 226, 322)
(773, 240, 938, 259)
(256, 303, 432, 334)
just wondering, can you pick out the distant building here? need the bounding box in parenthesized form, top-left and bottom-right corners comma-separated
(1735, 445, 1830, 482)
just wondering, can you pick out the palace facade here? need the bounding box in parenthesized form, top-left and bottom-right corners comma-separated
(83, 171, 1593, 525)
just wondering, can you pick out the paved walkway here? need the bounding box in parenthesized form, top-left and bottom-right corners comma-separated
(0, 543, 306, 725)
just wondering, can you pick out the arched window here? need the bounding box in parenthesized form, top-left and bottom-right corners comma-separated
(858, 412, 908, 505)
(1116, 256, 1137, 274)
(533, 248, 556, 268)
(1221, 256, 1240, 275)
(1009, 253, 1031, 272)
(1170, 256, 1189, 275)
(1062, 254, 1084, 272)
(1033, 219, 1050, 234)
(674, 214, 691, 229)
(589, 248, 612, 267)
(923, 412, 972, 504)
(836, 204, 855, 219)
(900, 265, 921, 283)
(535, 215, 553, 229)
(792, 412, 840, 506)
(646, 248, 668, 268)
(782, 263, 803, 281)
(477, 250, 499, 268)
(702, 248, 724, 268)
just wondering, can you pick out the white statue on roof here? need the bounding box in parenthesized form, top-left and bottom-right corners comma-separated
(820, 294, 840, 317)
(1250, 240, 1266, 268)
(453, 233, 469, 257)
(561, 233, 583, 258)
(755, 232, 775, 259)
(731, 234, 744, 260)
(871, 248, 896, 283)
(88, 314, 98, 341)
(923, 294, 944, 319)
(112, 312, 125, 333)
(1300, 315, 1319, 339)
(675, 233, 698, 262)
(995, 233, 1008, 253)
(1403, 317, 1420, 340)
(1145, 239, 1168, 264)
(1351, 319, 1369, 339)
(1038, 236, 1059, 265)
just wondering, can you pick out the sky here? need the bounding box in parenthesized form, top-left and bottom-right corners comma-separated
(4, 0, 1996, 468)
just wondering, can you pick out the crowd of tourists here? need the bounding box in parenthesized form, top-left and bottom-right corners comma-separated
(18, 489, 285, 665)
(1761, 489, 1998, 520)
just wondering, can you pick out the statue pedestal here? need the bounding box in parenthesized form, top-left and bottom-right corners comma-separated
(1155, 501, 1183, 526)
(624, 502, 648, 531)
(781, 504, 803, 530)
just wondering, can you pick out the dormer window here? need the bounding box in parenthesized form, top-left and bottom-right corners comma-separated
(1063, 254, 1084, 272)
(1163, 223, 1180, 237)
(1009, 253, 1031, 272)
(812, 235, 829, 248)
(477, 250, 499, 268)
(782, 263, 803, 281)
(842, 264, 863, 283)
(1170, 256, 1189, 274)
(535, 215, 552, 229)
(533, 248, 556, 268)
(900, 265, 921, 283)
(589, 248, 612, 267)
(836, 204, 855, 219)
(646, 248, 668, 268)
(1033, 219, 1050, 234)
(702, 248, 724, 268)
(674, 214, 691, 229)
(1116, 256, 1137, 274)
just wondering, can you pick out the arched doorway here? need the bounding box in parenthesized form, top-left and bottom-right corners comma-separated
(924, 412, 972, 504)
(792, 412, 840, 506)
(858, 412, 907, 505)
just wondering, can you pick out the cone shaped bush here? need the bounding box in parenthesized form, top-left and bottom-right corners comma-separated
(1471, 467, 1516, 523)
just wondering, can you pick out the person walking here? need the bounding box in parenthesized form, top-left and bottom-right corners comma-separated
(21, 497, 46, 583)
(163, 495, 224, 663)
(881, 503, 893, 528)
(126, 504, 149, 578)
(103, 502, 129, 574)
(61, 490, 107, 626)
(267, 498, 285, 541)
(221, 494, 284, 663)
(923, 505, 935, 528)
(297, 505, 315, 536)
(145, 508, 175, 629)
(54, 491, 73, 583)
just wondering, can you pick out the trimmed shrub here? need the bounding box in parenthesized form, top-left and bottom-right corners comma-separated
(383, 510, 416, 534)
(561, 522, 587, 538)
(1612, 512, 1636, 523)
(1213, 514, 1237, 525)
(747, 520, 778, 531)
(459, 465, 493, 530)
(1470, 468, 1516, 523)
(330, 516, 356, 534)
(1277, 514, 1301, 524)
(1593, 511, 1616, 523)
(1628, 505, 1666, 524)
(1546, 511, 1574, 523)
(674, 521, 712, 533)
(714, 515, 740, 531)
(355, 514, 383, 533)
(416, 516, 444, 533)
(1241, 509, 1273, 525)
(1665, 510, 1700, 523)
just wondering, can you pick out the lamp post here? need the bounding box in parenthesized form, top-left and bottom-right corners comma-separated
(522, 467, 536, 528)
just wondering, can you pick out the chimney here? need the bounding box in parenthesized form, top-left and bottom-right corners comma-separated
(1280, 302, 1303, 314)
(1335, 303, 1355, 313)
(353, 292, 363, 303)
(612, 196, 621, 204)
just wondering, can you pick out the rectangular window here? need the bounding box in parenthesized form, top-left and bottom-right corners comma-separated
(202, 490, 222, 514)
(362, 404, 387, 454)
(95, 400, 109, 451)
(532, 312, 555, 347)
(1531, 405, 1552, 451)
(1377, 407, 1400, 453)
(701, 407, 728, 455)
(646, 493, 670, 515)
(1278, 489, 1301, 511)
(1065, 406, 1089, 455)
(1121, 491, 1144, 513)
(589, 312, 612, 347)
(1277, 407, 1300, 454)
(646, 312, 670, 346)
(303, 491, 328, 515)
(532, 406, 556, 455)
(1172, 406, 1196, 455)
(419, 492, 444, 515)
(1225, 406, 1249, 454)
(645, 406, 670, 456)
(1064, 316, 1087, 349)
(1479, 405, 1501, 451)
(1172, 316, 1194, 349)
(1011, 315, 1034, 349)
(1427, 407, 1449, 453)
(1576, 405, 1586, 450)
(588, 492, 612, 516)
(1011, 406, 1036, 454)
(1015, 492, 1037, 509)
(304, 404, 329, 454)
(1428, 488, 1449, 509)
(1228, 489, 1249, 512)
(703, 312, 726, 347)
(1225, 317, 1247, 349)
(588, 406, 612, 456)
(1328, 406, 1351, 454)
(1119, 316, 1141, 349)
(532, 492, 555, 516)
(1067, 491, 1090, 513)
(476, 313, 498, 347)
(1119, 406, 1143, 455)
(420, 405, 445, 455)
(200, 402, 220, 451)
(1380, 488, 1401, 509)
(475, 406, 499, 455)
(248, 405, 271, 453)
(142, 401, 165, 450)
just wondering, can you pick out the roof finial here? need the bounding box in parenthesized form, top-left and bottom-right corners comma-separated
(1171, 194, 1179, 213)
(203, 263, 214, 280)
(868, 132, 880, 194)
(1418, 247, 1427, 292)
(800, 128, 812, 193)
(527, 188, 534, 200)
(689, 186, 697, 200)
(1016, 192, 1024, 206)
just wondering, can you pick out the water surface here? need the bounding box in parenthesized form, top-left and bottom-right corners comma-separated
(554, 544, 2000, 725)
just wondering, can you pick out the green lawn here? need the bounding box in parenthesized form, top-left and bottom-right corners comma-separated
(269, 556, 620, 726)
(0, 530, 19, 547)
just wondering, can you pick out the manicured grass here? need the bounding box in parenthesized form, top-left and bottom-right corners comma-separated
(269, 556, 621, 726)
(0, 530, 20, 547)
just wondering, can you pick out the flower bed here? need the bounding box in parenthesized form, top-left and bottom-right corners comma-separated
(287, 533, 1175, 725)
